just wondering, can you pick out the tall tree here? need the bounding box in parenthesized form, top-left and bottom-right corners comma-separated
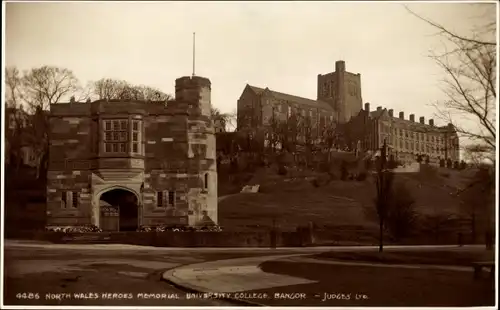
(21, 66, 82, 179)
(374, 140, 394, 252)
(458, 165, 495, 243)
(406, 4, 496, 161)
(385, 182, 417, 241)
(4, 67, 28, 172)
(211, 107, 234, 133)
(92, 78, 129, 100)
(21, 66, 81, 111)
(407, 4, 496, 247)
(91, 78, 173, 101)
(5, 67, 22, 108)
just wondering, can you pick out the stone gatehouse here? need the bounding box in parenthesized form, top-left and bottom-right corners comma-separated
(46, 76, 218, 231)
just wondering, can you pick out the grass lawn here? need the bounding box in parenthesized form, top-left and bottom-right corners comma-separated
(248, 259, 495, 307)
(218, 169, 465, 232)
(313, 248, 495, 266)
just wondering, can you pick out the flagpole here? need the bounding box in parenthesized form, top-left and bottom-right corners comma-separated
(192, 32, 196, 77)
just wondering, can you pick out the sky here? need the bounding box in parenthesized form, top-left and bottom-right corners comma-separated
(4, 1, 497, 133)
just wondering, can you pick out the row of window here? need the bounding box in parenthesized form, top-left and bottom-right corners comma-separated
(157, 191, 176, 208)
(104, 120, 140, 131)
(104, 142, 140, 153)
(268, 111, 335, 127)
(380, 126, 455, 145)
(61, 191, 78, 208)
(387, 138, 458, 155)
(271, 105, 334, 121)
(103, 119, 142, 154)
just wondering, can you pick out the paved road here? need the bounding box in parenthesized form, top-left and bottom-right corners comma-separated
(2, 240, 483, 307)
(162, 246, 494, 307)
(3, 240, 326, 307)
(2, 243, 250, 306)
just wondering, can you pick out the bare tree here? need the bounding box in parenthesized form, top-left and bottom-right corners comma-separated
(5, 67, 22, 108)
(279, 111, 301, 153)
(133, 84, 173, 101)
(406, 4, 496, 247)
(20, 66, 81, 179)
(406, 4, 496, 160)
(21, 66, 80, 111)
(92, 78, 129, 100)
(91, 78, 173, 102)
(374, 140, 394, 252)
(385, 182, 418, 241)
(458, 165, 495, 243)
(297, 114, 316, 168)
(266, 108, 283, 153)
(211, 107, 234, 133)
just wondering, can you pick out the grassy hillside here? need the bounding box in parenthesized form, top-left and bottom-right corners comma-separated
(219, 165, 472, 231)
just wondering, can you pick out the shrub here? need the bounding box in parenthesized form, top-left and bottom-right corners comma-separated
(45, 225, 102, 233)
(277, 165, 288, 176)
(356, 172, 367, 181)
(319, 161, 331, 173)
(340, 161, 348, 181)
(385, 183, 418, 241)
(459, 160, 467, 170)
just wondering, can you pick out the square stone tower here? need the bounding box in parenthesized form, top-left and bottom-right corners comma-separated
(317, 60, 363, 123)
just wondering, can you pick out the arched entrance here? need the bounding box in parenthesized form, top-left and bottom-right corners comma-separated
(99, 188, 139, 232)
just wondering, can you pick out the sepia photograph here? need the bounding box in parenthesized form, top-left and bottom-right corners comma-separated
(1, 0, 498, 308)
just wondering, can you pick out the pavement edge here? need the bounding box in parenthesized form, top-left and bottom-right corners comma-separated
(161, 268, 267, 307)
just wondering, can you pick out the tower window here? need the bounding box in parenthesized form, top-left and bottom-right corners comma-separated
(204, 173, 209, 189)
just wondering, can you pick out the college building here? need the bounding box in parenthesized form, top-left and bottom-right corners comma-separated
(235, 59, 459, 164)
(343, 103, 460, 165)
(236, 60, 362, 135)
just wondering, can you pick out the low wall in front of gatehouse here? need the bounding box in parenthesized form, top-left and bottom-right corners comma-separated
(7, 230, 308, 247)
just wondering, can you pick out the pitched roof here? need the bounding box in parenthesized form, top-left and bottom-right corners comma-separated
(247, 84, 333, 111)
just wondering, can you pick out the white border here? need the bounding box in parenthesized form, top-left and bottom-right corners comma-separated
(1, 1, 499, 310)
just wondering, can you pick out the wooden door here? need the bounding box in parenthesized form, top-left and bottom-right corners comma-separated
(100, 206, 119, 231)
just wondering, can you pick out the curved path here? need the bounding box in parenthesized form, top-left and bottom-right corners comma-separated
(162, 245, 478, 298)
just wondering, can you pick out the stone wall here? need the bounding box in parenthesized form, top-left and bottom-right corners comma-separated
(47, 109, 94, 226)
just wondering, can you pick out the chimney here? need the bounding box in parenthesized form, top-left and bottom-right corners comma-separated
(399, 112, 404, 119)
(410, 114, 415, 122)
(388, 109, 394, 117)
(377, 106, 382, 112)
(419, 116, 425, 124)
(429, 119, 434, 126)
(364, 102, 370, 111)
